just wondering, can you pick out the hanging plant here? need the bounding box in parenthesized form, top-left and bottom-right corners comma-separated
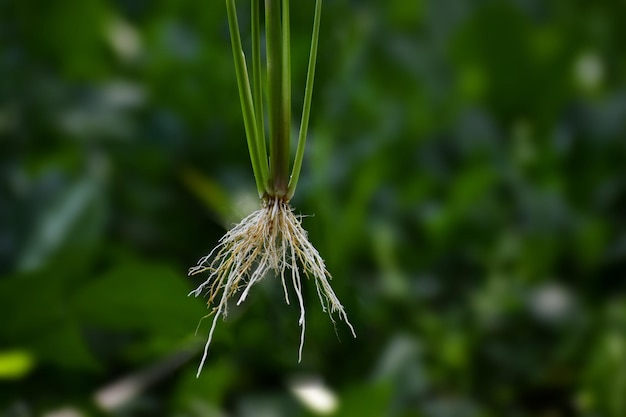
(189, 0, 355, 377)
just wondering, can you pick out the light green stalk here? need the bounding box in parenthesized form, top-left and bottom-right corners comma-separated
(225, 0, 268, 197)
(251, 0, 268, 188)
(281, 0, 291, 194)
(287, 0, 322, 199)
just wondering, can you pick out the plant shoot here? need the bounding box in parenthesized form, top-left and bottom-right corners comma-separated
(189, 0, 355, 377)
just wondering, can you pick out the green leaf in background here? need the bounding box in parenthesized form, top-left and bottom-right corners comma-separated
(180, 167, 235, 225)
(173, 358, 238, 412)
(334, 382, 393, 417)
(34, 320, 100, 371)
(0, 261, 99, 371)
(73, 260, 207, 347)
(581, 300, 626, 417)
(0, 350, 35, 380)
(18, 174, 106, 272)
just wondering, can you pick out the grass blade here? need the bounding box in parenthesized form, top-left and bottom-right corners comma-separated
(226, 0, 268, 196)
(251, 0, 269, 185)
(282, 0, 291, 192)
(287, 0, 322, 199)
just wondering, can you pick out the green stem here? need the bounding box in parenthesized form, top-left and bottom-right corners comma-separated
(251, 0, 269, 186)
(282, 0, 291, 193)
(225, 0, 267, 197)
(287, 0, 322, 199)
(266, 0, 289, 197)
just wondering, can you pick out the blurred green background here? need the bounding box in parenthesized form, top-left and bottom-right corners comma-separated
(2, 0, 626, 416)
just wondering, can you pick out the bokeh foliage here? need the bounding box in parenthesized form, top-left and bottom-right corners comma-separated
(1, 0, 626, 416)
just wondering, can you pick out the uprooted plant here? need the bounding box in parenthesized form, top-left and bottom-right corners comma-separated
(189, 0, 355, 377)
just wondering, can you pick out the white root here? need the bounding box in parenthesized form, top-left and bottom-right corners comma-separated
(189, 197, 355, 377)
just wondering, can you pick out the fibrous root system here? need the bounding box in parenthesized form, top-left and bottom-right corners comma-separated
(189, 197, 355, 377)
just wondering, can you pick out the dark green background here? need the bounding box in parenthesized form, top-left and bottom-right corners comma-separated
(1, 0, 626, 416)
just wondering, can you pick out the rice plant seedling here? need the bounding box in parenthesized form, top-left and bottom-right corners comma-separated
(189, 0, 355, 377)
